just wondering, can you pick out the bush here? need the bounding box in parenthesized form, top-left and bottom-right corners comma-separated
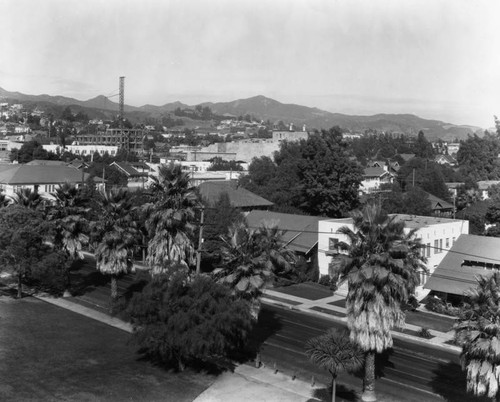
(27, 251, 70, 296)
(273, 256, 319, 287)
(418, 327, 432, 339)
(127, 272, 254, 371)
(318, 274, 338, 292)
(424, 296, 460, 317)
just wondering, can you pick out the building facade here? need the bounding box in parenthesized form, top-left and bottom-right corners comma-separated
(75, 128, 144, 153)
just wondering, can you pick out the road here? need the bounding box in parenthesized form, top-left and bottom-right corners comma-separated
(71, 257, 486, 401)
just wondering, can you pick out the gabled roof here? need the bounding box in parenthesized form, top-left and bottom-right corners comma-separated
(110, 161, 147, 177)
(426, 192, 454, 210)
(0, 164, 90, 185)
(198, 181, 273, 209)
(363, 167, 392, 178)
(398, 153, 415, 162)
(27, 160, 67, 166)
(434, 154, 457, 165)
(425, 234, 500, 296)
(245, 210, 321, 254)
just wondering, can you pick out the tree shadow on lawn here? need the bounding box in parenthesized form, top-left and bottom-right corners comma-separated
(351, 348, 395, 381)
(430, 361, 491, 402)
(69, 259, 109, 296)
(134, 348, 235, 376)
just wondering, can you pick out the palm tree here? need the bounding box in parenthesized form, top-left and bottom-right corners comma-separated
(145, 163, 199, 275)
(337, 202, 425, 401)
(213, 221, 295, 318)
(455, 272, 500, 399)
(94, 188, 138, 310)
(12, 187, 44, 210)
(48, 183, 90, 295)
(306, 328, 364, 402)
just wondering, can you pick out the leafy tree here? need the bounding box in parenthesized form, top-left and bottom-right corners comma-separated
(457, 132, 500, 180)
(456, 200, 490, 235)
(207, 157, 243, 171)
(60, 106, 75, 122)
(213, 221, 295, 318)
(455, 273, 500, 399)
(336, 202, 425, 401)
(145, 163, 199, 275)
(93, 189, 138, 309)
(398, 158, 451, 201)
(414, 131, 434, 159)
(128, 272, 253, 371)
(381, 186, 432, 216)
(241, 128, 362, 217)
(0, 206, 50, 298)
(306, 329, 364, 402)
(9, 140, 53, 163)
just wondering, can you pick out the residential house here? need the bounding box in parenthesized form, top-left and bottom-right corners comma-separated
(110, 161, 151, 190)
(360, 167, 394, 193)
(198, 181, 273, 211)
(245, 210, 322, 272)
(0, 164, 104, 197)
(318, 214, 469, 299)
(426, 192, 455, 217)
(477, 180, 500, 200)
(434, 154, 457, 166)
(424, 234, 500, 297)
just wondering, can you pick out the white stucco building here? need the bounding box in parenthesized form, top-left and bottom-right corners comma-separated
(318, 214, 469, 299)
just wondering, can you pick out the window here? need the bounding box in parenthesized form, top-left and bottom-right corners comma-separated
(426, 243, 431, 257)
(328, 238, 339, 252)
(446, 238, 449, 248)
(439, 239, 443, 252)
(434, 240, 439, 254)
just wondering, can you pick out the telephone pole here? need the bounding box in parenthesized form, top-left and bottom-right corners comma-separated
(119, 76, 125, 128)
(196, 207, 205, 274)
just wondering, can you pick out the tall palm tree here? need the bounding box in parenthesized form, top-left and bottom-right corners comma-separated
(48, 183, 90, 295)
(306, 328, 364, 402)
(213, 221, 295, 318)
(455, 272, 500, 399)
(94, 188, 138, 310)
(337, 202, 425, 402)
(145, 163, 199, 275)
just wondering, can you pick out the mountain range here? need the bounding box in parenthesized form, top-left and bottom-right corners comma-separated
(0, 87, 483, 141)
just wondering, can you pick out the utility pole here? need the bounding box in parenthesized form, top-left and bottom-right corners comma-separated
(412, 168, 415, 187)
(196, 207, 205, 274)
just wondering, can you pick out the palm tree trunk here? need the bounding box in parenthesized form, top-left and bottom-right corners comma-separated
(17, 272, 22, 299)
(361, 351, 377, 402)
(110, 275, 118, 312)
(331, 375, 337, 402)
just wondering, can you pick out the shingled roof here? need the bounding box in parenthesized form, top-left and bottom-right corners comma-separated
(0, 164, 91, 185)
(198, 181, 273, 209)
(245, 210, 321, 254)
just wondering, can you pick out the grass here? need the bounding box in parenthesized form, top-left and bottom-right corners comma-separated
(0, 292, 214, 401)
(273, 282, 334, 300)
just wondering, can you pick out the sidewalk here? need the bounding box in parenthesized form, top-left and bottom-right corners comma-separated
(262, 283, 461, 354)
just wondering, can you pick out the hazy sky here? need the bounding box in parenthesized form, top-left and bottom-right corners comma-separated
(1, 0, 499, 127)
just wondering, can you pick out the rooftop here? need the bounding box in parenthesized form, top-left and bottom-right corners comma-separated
(425, 234, 500, 296)
(246, 210, 322, 254)
(0, 164, 93, 185)
(198, 181, 273, 209)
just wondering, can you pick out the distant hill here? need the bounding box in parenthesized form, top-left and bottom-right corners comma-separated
(0, 87, 482, 140)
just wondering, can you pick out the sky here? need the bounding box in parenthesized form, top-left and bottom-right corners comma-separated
(0, 0, 499, 127)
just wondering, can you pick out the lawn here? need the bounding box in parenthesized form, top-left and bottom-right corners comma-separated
(0, 291, 214, 401)
(272, 282, 334, 300)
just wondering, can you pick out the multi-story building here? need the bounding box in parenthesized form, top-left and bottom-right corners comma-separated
(75, 128, 144, 154)
(318, 214, 469, 299)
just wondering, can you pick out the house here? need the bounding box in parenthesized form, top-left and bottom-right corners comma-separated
(109, 161, 150, 190)
(398, 153, 415, 163)
(360, 167, 394, 193)
(477, 180, 500, 200)
(434, 154, 457, 166)
(246, 210, 322, 270)
(426, 192, 455, 217)
(198, 181, 273, 211)
(424, 234, 500, 297)
(318, 214, 469, 299)
(0, 164, 104, 197)
(27, 159, 89, 170)
(445, 182, 464, 198)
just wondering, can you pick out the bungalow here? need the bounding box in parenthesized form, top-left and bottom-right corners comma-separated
(246, 210, 322, 271)
(0, 164, 104, 197)
(109, 161, 151, 190)
(198, 181, 273, 211)
(424, 234, 500, 297)
(426, 192, 455, 217)
(434, 154, 457, 166)
(360, 167, 394, 193)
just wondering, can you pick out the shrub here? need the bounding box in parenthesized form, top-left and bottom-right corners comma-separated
(127, 272, 253, 371)
(318, 274, 338, 292)
(27, 251, 70, 296)
(418, 327, 432, 339)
